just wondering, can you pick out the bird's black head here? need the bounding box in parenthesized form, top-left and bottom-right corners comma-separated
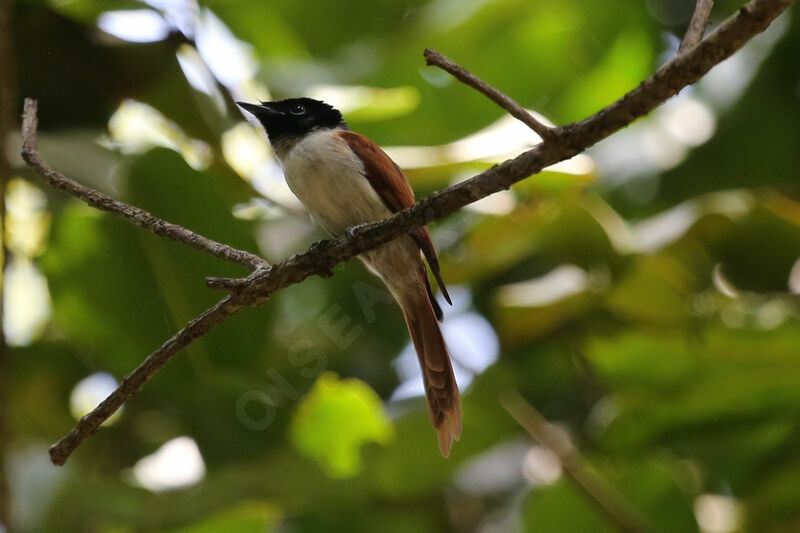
(237, 98, 346, 145)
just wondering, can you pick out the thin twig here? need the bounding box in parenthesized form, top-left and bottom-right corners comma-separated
(38, 0, 794, 465)
(48, 294, 250, 465)
(20, 99, 268, 272)
(502, 393, 652, 533)
(680, 0, 715, 52)
(424, 48, 557, 141)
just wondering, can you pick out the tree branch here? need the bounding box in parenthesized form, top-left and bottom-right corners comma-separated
(48, 294, 251, 465)
(502, 393, 652, 533)
(681, 0, 715, 52)
(20, 99, 269, 272)
(423, 48, 557, 141)
(35, 0, 793, 465)
(211, 0, 794, 303)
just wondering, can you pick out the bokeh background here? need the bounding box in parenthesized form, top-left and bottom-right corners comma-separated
(1, 0, 800, 531)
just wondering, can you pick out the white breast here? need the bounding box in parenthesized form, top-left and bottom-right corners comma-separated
(279, 129, 393, 236)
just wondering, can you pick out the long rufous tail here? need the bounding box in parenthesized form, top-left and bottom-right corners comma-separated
(400, 277, 462, 456)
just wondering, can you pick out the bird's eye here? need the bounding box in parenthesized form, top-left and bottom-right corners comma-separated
(289, 104, 305, 115)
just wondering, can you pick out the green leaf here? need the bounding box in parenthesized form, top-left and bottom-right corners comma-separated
(586, 333, 697, 389)
(290, 373, 394, 478)
(560, 28, 655, 121)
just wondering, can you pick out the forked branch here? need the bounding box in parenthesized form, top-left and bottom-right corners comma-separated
(26, 0, 794, 465)
(681, 0, 716, 52)
(423, 48, 557, 141)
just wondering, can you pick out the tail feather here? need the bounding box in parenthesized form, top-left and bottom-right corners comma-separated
(401, 275, 462, 457)
(423, 273, 444, 322)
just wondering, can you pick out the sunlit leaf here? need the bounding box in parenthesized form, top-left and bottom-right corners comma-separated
(290, 373, 394, 478)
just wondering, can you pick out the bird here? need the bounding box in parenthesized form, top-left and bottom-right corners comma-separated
(237, 97, 461, 456)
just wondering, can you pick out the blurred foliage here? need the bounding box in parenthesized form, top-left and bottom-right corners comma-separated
(3, 0, 800, 532)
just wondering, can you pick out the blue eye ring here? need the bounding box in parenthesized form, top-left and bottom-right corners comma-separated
(290, 104, 305, 115)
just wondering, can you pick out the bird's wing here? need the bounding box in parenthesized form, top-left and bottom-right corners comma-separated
(338, 130, 451, 308)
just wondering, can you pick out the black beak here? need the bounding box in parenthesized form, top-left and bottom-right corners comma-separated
(236, 101, 282, 119)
